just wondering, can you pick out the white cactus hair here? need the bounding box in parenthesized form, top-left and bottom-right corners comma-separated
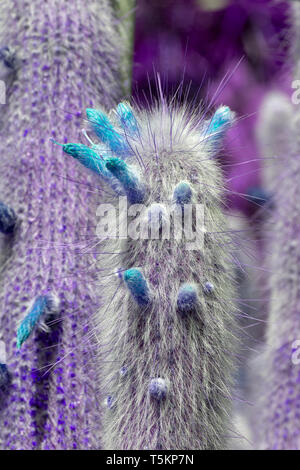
(63, 84, 240, 450)
(62, 90, 239, 449)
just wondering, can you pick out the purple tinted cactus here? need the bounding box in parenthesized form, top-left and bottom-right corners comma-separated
(252, 1, 300, 450)
(257, 90, 294, 192)
(64, 99, 238, 449)
(0, 0, 125, 450)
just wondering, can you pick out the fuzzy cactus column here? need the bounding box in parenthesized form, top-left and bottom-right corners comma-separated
(99, 104, 238, 450)
(0, 0, 125, 450)
(254, 110, 300, 449)
(252, 1, 300, 450)
(62, 100, 239, 449)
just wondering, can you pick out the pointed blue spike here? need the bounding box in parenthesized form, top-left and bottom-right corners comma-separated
(86, 108, 130, 156)
(116, 102, 139, 136)
(61, 142, 122, 194)
(205, 105, 234, 145)
(106, 157, 145, 204)
(0, 201, 17, 234)
(173, 182, 192, 205)
(123, 268, 151, 306)
(177, 283, 198, 315)
(62, 143, 112, 178)
(17, 294, 60, 349)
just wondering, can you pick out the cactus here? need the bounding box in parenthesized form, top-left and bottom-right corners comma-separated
(257, 90, 294, 192)
(0, 0, 127, 450)
(62, 99, 238, 449)
(251, 0, 300, 450)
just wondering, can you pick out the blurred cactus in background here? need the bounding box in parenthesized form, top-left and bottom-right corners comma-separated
(0, 0, 129, 450)
(250, 0, 300, 450)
